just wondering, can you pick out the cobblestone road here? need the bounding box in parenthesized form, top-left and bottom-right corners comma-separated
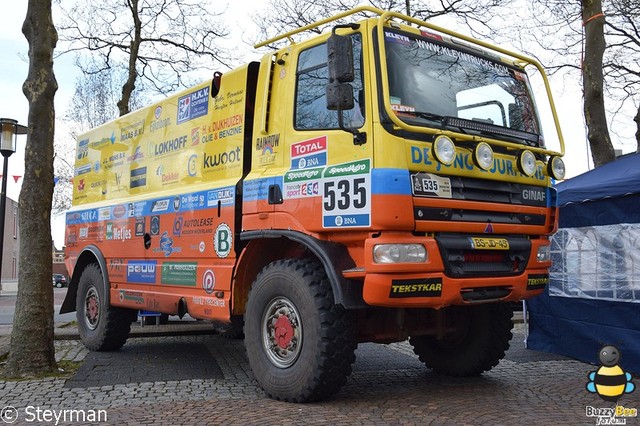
(1, 323, 629, 425)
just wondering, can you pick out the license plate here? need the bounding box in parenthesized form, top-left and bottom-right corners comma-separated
(469, 237, 510, 250)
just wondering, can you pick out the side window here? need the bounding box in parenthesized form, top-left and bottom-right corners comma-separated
(295, 34, 363, 129)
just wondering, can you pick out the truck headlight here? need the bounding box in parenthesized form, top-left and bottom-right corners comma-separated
(373, 244, 427, 264)
(432, 135, 455, 165)
(536, 245, 550, 262)
(517, 150, 537, 177)
(473, 142, 493, 171)
(547, 156, 565, 180)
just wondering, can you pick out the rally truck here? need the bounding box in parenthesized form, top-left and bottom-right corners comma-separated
(62, 6, 566, 402)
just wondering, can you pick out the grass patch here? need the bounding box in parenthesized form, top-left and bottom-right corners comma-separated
(54, 360, 82, 378)
(0, 359, 81, 381)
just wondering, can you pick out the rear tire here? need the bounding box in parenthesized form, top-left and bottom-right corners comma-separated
(409, 303, 513, 376)
(76, 264, 133, 351)
(244, 259, 356, 402)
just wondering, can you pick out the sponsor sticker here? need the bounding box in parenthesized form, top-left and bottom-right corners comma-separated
(127, 260, 157, 284)
(214, 223, 232, 258)
(161, 262, 197, 286)
(130, 166, 147, 188)
(177, 86, 210, 124)
(203, 269, 215, 294)
(135, 218, 145, 236)
(389, 278, 443, 298)
(291, 136, 327, 170)
(527, 274, 549, 290)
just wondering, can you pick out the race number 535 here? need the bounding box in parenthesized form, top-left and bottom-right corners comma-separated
(322, 159, 371, 228)
(323, 178, 366, 211)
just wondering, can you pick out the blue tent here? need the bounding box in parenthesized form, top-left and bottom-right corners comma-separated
(527, 153, 640, 373)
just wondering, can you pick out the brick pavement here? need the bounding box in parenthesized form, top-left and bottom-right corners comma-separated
(0, 322, 626, 425)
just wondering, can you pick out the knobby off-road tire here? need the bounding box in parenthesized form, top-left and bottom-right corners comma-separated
(244, 259, 357, 402)
(76, 264, 133, 351)
(409, 303, 513, 376)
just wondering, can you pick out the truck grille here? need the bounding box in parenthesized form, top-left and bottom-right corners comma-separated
(414, 207, 546, 226)
(461, 286, 512, 302)
(411, 173, 552, 207)
(435, 234, 531, 278)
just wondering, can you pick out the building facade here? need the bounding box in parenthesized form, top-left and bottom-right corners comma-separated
(52, 244, 68, 277)
(1, 196, 20, 281)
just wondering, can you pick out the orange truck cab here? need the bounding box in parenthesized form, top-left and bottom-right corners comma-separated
(62, 7, 565, 402)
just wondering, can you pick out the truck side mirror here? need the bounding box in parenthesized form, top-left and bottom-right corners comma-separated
(327, 32, 354, 84)
(325, 24, 366, 145)
(326, 82, 354, 110)
(326, 28, 355, 111)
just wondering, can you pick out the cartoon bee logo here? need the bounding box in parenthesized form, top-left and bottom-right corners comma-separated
(586, 345, 635, 402)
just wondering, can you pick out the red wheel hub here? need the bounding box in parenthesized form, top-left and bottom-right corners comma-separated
(274, 315, 294, 348)
(88, 297, 98, 320)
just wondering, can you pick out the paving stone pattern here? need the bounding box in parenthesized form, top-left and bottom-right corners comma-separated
(0, 325, 621, 425)
(65, 341, 223, 388)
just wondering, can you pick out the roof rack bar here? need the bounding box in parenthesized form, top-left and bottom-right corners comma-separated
(254, 5, 385, 48)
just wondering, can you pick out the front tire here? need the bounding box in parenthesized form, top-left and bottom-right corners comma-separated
(76, 264, 133, 351)
(409, 303, 513, 376)
(244, 259, 356, 402)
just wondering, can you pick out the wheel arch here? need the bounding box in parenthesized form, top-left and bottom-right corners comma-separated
(235, 230, 365, 314)
(60, 245, 109, 314)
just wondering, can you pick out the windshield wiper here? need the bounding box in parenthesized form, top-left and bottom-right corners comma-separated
(403, 112, 467, 133)
(444, 116, 540, 145)
(395, 109, 539, 145)
(405, 111, 446, 124)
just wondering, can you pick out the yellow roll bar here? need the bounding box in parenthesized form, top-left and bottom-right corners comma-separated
(255, 6, 565, 156)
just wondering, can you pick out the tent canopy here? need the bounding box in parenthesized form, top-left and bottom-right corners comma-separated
(557, 153, 640, 206)
(527, 152, 640, 374)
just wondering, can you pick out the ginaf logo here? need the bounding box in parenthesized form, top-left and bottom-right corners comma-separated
(587, 345, 635, 402)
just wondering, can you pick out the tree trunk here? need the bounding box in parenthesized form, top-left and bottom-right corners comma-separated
(117, 0, 142, 117)
(634, 104, 640, 154)
(3, 0, 58, 377)
(582, 0, 615, 167)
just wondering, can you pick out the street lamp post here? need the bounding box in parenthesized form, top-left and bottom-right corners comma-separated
(0, 118, 27, 286)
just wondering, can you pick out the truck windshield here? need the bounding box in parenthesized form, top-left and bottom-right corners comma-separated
(384, 29, 542, 146)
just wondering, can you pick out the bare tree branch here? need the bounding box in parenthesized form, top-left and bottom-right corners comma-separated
(57, 0, 231, 115)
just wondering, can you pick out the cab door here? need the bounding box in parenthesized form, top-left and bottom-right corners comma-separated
(276, 28, 374, 233)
